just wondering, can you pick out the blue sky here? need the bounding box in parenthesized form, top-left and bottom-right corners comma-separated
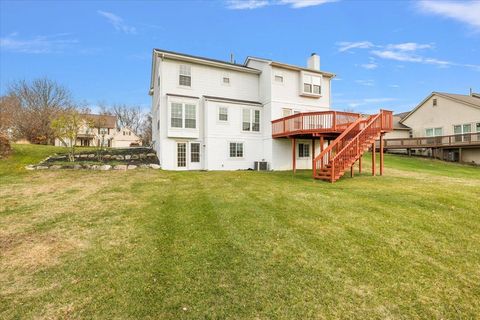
(1, 0, 479, 114)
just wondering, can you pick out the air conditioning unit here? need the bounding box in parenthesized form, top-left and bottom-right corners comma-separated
(254, 161, 269, 171)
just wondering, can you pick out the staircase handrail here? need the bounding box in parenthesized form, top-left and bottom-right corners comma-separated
(332, 111, 382, 162)
(313, 117, 366, 164)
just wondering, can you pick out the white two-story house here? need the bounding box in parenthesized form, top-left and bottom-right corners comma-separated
(149, 49, 334, 171)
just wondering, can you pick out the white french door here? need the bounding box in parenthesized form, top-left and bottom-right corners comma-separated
(176, 141, 202, 170)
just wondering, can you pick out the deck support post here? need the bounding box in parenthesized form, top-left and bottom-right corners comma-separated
(372, 143, 376, 176)
(350, 165, 354, 178)
(380, 133, 384, 176)
(359, 155, 362, 173)
(292, 138, 296, 174)
(459, 147, 462, 163)
(312, 138, 315, 178)
(320, 136, 324, 170)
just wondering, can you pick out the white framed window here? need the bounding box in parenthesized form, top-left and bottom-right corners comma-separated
(229, 142, 244, 158)
(179, 65, 191, 87)
(302, 73, 322, 96)
(454, 124, 472, 135)
(298, 143, 310, 158)
(177, 142, 186, 167)
(282, 108, 292, 117)
(242, 109, 260, 132)
(170, 102, 197, 129)
(191, 142, 200, 163)
(274, 75, 284, 83)
(218, 106, 228, 122)
(476, 122, 480, 132)
(425, 127, 442, 136)
(223, 76, 230, 84)
(171, 103, 183, 128)
(185, 104, 196, 128)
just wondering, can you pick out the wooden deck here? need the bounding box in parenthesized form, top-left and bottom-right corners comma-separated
(382, 133, 480, 149)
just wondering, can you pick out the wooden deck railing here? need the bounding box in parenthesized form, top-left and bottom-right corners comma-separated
(382, 132, 480, 149)
(271, 111, 361, 137)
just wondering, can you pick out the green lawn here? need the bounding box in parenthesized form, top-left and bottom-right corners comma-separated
(1, 144, 479, 319)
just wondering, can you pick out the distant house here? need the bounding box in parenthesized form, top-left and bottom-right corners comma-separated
(383, 91, 480, 164)
(384, 112, 411, 140)
(54, 113, 142, 148)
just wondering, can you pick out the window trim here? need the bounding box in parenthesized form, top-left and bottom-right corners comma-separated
(218, 106, 229, 123)
(274, 74, 284, 84)
(190, 142, 200, 163)
(425, 127, 443, 137)
(229, 142, 244, 159)
(298, 143, 310, 158)
(242, 108, 261, 133)
(178, 64, 192, 87)
(300, 71, 322, 97)
(169, 101, 197, 130)
(222, 74, 230, 86)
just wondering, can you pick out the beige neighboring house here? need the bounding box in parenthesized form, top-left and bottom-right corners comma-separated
(112, 127, 143, 148)
(383, 91, 480, 164)
(54, 113, 142, 148)
(384, 111, 411, 139)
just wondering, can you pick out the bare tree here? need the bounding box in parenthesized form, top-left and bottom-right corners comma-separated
(109, 104, 143, 134)
(8, 78, 73, 144)
(0, 94, 21, 139)
(140, 112, 152, 146)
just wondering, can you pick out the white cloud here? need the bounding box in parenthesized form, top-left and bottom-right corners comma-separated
(389, 84, 400, 88)
(355, 79, 375, 86)
(417, 0, 480, 31)
(280, 0, 338, 8)
(97, 10, 136, 34)
(334, 97, 396, 109)
(338, 40, 480, 71)
(0, 33, 78, 54)
(371, 50, 422, 62)
(226, 0, 337, 10)
(336, 41, 374, 52)
(386, 42, 433, 51)
(360, 63, 378, 70)
(226, 0, 269, 9)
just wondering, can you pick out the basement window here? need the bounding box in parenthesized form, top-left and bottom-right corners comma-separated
(298, 143, 310, 158)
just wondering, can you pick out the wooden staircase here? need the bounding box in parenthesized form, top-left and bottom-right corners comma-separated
(313, 110, 392, 182)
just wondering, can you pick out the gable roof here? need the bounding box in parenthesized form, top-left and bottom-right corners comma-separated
(400, 91, 480, 123)
(81, 114, 117, 129)
(150, 49, 261, 94)
(245, 56, 335, 78)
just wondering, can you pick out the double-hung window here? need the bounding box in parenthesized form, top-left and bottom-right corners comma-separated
(218, 107, 228, 121)
(191, 143, 200, 163)
(454, 124, 472, 142)
(242, 109, 260, 132)
(170, 102, 196, 129)
(171, 103, 183, 128)
(302, 73, 322, 96)
(298, 143, 310, 158)
(425, 127, 442, 136)
(179, 65, 191, 87)
(229, 142, 243, 158)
